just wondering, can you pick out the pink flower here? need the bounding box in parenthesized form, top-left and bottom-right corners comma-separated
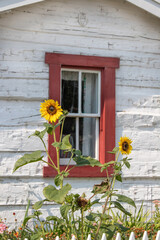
(153, 200, 160, 206)
(0, 223, 7, 233)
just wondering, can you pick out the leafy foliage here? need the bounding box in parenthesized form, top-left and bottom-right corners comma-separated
(11, 101, 139, 240)
(43, 184, 72, 204)
(13, 151, 43, 172)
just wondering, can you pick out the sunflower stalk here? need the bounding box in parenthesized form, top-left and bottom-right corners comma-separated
(94, 150, 126, 240)
(65, 152, 74, 172)
(41, 137, 57, 171)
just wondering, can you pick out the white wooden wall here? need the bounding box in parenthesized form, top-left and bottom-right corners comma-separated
(0, 0, 160, 228)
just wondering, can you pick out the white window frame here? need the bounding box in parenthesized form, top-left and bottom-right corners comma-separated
(60, 68, 101, 164)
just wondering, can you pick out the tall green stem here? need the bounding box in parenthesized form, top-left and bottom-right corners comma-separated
(60, 118, 65, 142)
(65, 152, 74, 172)
(81, 208, 84, 240)
(53, 125, 60, 174)
(94, 151, 120, 240)
(41, 138, 57, 171)
(52, 122, 64, 188)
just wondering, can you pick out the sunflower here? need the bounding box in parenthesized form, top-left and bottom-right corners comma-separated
(40, 99, 63, 123)
(118, 136, 132, 155)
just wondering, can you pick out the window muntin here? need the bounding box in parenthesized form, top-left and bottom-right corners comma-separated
(60, 69, 100, 163)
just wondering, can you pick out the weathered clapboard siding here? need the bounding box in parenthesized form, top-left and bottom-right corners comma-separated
(0, 0, 160, 229)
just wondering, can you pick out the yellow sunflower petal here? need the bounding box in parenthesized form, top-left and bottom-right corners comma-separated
(40, 99, 63, 123)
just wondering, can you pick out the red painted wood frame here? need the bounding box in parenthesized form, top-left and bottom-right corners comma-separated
(43, 53, 120, 177)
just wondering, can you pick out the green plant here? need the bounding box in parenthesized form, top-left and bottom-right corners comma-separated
(12, 99, 135, 240)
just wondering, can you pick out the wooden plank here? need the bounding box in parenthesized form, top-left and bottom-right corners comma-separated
(116, 85, 160, 113)
(117, 112, 160, 129)
(0, 79, 48, 99)
(0, 47, 159, 69)
(0, 100, 43, 126)
(0, 126, 47, 151)
(1, 27, 159, 55)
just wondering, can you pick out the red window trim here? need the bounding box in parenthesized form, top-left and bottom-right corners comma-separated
(43, 53, 120, 177)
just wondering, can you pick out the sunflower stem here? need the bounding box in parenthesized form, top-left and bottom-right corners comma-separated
(41, 159, 57, 170)
(60, 118, 65, 143)
(94, 150, 120, 240)
(65, 152, 74, 172)
(41, 138, 57, 171)
(52, 123, 61, 176)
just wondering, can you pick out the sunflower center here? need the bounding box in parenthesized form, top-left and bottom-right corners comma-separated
(122, 141, 129, 151)
(47, 105, 56, 115)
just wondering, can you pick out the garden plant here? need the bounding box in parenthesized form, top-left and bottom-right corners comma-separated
(0, 99, 159, 240)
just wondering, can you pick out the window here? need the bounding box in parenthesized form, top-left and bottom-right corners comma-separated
(60, 69, 100, 162)
(43, 53, 119, 177)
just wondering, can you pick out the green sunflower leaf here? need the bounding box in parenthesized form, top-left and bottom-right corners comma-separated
(124, 161, 130, 169)
(46, 216, 62, 223)
(29, 129, 47, 139)
(33, 200, 46, 210)
(116, 174, 122, 182)
(52, 135, 72, 151)
(72, 149, 81, 157)
(60, 204, 71, 220)
(43, 184, 71, 204)
(108, 147, 119, 154)
(23, 215, 36, 227)
(61, 134, 72, 150)
(115, 194, 136, 208)
(43, 122, 54, 135)
(73, 155, 102, 167)
(111, 201, 131, 216)
(13, 151, 43, 173)
(100, 161, 115, 172)
(52, 142, 62, 148)
(54, 174, 64, 187)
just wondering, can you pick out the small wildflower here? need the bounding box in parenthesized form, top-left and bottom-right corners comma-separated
(14, 231, 19, 237)
(0, 223, 7, 234)
(153, 200, 160, 206)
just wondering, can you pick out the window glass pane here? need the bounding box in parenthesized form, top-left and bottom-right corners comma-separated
(60, 117, 76, 158)
(82, 72, 98, 114)
(79, 118, 96, 158)
(61, 71, 78, 113)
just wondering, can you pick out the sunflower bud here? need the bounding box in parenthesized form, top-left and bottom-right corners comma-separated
(77, 197, 88, 208)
